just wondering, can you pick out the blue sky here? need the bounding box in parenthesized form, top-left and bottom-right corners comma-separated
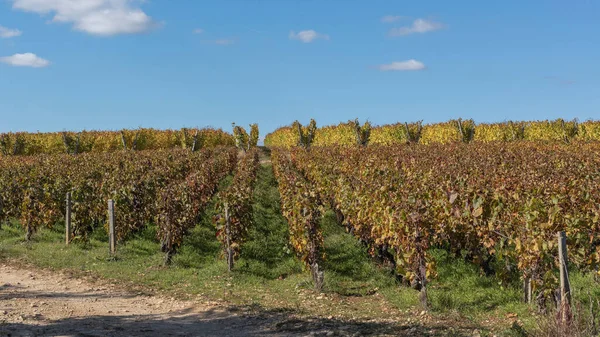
(0, 0, 599, 134)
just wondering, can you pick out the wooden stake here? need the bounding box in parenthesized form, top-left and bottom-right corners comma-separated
(225, 203, 233, 271)
(404, 122, 412, 142)
(528, 278, 532, 304)
(62, 132, 70, 154)
(522, 276, 533, 303)
(120, 131, 127, 151)
(65, 192, 71, 245)
(191, 130, 199, 152)
(132, 131, 140, 151)
(296, 122, 304, 147)
(108, 199, 116, 256)
(457, 119, 465, 141)
(558, 231, 571, 323)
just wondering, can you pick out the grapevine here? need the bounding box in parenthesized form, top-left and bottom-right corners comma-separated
(271, 149, 325, 290)
(213, 148, 260, 269)
(288, 142, 600, 306)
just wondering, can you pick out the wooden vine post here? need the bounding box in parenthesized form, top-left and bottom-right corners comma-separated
(523, 277, 532, 304)
(558, 231, 571, 324)
(416, 226, 428, 310)
(62, 132, 70, 154)
(191, 130, 199, 152)
(225, 203, 233, 272)
(131, 131, 140, 151)
(108, 199, 116, 256)
(457, 119, 465, 141)
(65, 192, 71, 245)
(404, 122, 412, 142)
(120, 131, 127, 150)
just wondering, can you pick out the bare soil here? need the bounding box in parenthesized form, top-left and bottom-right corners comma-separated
(0, 262, 448, 337)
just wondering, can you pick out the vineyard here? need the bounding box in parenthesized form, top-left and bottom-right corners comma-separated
(213, 147, 261, 270)
(0, 147, 237, 249)
(2, 120, 600, 335)
(264, 118, 600, 333)
(288, 143, 600, 306)
(265, 118, 600, 147)
(0, 125, 255, 265)
(0, 127, 234, 156)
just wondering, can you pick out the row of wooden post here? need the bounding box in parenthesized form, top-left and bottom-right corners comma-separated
(65, 190, 230, 263)
(63, 191, 573, 320)
(65, 192, 116, 257)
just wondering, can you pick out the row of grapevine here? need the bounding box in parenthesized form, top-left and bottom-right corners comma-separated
(213, 148, 260, 270)
(232, 123, 260, 152)
(0, 148, 237, 244)
(289, 143, 600, 307)
(157, 150, 237, 264)
(265, 119, 599, 147)
(0, 127, 234, 156)
(290, 146, 432, 304)
(271, 149, 325, 290)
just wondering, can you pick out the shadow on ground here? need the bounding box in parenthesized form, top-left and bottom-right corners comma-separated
(0, 305, 478, 337)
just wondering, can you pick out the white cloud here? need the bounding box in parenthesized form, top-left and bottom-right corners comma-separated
(388, 18, 444, 36)
(381, 15, 403, 23)
(193, 28, 204, 34)
(10, 0, 158, 36)
(0, 25, 22, 38)
(378, 60, 425, 71)
(0, 53, 50, 68)
(289, 30, 329, 43)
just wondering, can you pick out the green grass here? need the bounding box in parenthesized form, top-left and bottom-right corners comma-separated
(428, 250, 531, 321)
(320, 210, 399, 296)
(4, 158, 599, 336)
(235, 163, 303, 280)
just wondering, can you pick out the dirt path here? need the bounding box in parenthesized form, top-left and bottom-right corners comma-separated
(258, 146, 272, 165)
(0, 263, 270, 337)
(0, 263, 421, 337)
